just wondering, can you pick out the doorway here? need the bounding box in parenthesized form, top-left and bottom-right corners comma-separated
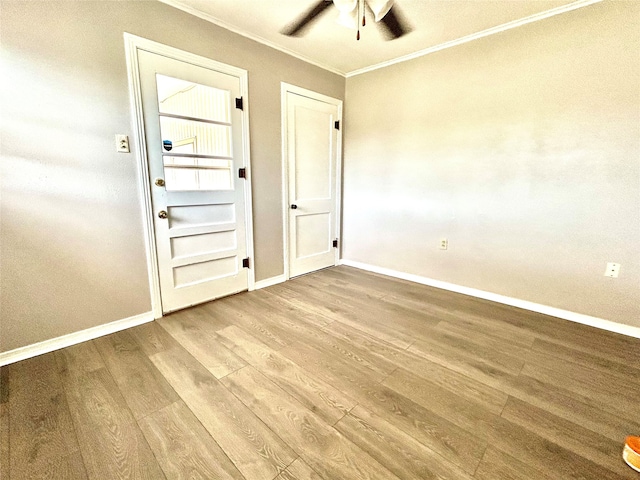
(282, 84, 342, 278)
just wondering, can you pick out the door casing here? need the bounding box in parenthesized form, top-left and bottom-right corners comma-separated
(125, 33, 255, 318)
(281, 82, 343, 280)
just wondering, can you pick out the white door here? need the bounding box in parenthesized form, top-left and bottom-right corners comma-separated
(138, 50, 250, 313)
(285, 89, 341, 278)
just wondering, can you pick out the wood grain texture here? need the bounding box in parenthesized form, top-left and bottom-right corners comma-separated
(474, 447, 554, 480)
(280, 342, 486, 474)
(150, 346, 295, 480)
(62, 367, 165, 479)
(8, 353, 81, 479)
(217, 325, 356, 425)
(500, 397, 637, 478)
(275, 458, 324, 480)
(138, 400, 244, 479)
(334, 404, 473, 480)
(382, 367, 499, 440)
(221, 365, 400, 480)
(5, 265, 639, 479)
(94, 330, 179, 419)
(127, 320, 182, 356)
(159, 312, 247, 379)
(0, 402, 9, 480)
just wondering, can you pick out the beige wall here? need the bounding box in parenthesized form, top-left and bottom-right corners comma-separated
(0, 1, 344, 352)
(343, 1, 640, 327)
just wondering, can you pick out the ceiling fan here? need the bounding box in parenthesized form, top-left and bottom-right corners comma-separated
(282, 0, 411, 41)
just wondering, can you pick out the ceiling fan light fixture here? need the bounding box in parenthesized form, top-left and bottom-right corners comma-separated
(332, 0, 357, 13)
(336, 8, 358, 29)
(368, 0, 394, 22)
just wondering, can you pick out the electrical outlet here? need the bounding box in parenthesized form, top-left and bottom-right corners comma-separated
(115, 134, 130, 153)
(604, 262, 620, 278)
(439, 238, 448, 250)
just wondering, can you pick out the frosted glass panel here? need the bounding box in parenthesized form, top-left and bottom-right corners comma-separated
(156, 74, 230, 123)
(163, 165, 232, 191)
(160, 117, 231, 157)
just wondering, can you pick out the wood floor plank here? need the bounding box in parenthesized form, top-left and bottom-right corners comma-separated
(208, 297, 293, 350)
(474, 446, 554, 480)
(272, 282, 415, 349)
(334, 404, 473, 480)
(279, 341, 486, 474)
(501, 396, 637, 478)
(159, 311, 247, 379)
(381, 346, 509, 415)
(62, 367, 165, 480)
(435, 319, 531, 359)
(282, 280, 435, 349)
(8, 353, 81, 479)
(407, 338, 520, 394)
(221, 365, 401, 480)
(382, 367, 499, 440)
(150, 346, 295, 480)
(275, 457, 324, 480)
(521, 354, 640, 420)
(94, 330, 179, 419)
(530, 337, 640, 383)
(0, 367, 8, 404)
(410, 331, 524, 377)
(138, 400, 244, 479)
(487, 415, 632, 480)
(508, 373, 640, 444)
(217, 325, 356, 425)
(127, 320, 182, 357)
(55, 340, 105, 379)
(13, 451, 88, 480)
(1, 402, 9, 480)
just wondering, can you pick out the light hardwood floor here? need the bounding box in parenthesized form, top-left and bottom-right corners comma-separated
(1, 266, 639, 479)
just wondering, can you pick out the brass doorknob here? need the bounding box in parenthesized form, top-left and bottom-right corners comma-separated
(155, 178, 165, 187)
(158, 210, 168, 219)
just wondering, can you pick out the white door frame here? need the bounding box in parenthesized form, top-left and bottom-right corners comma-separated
(124, 33, 255, 319)
(280, 82, 343, 280)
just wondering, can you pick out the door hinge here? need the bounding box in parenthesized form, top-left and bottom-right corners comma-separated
(334, 120, 340, 130)
(235, 97, 243, 110)
(242, 257, 250, 268)
(238, 167, 247, 179)
(333, 238, 339, 248)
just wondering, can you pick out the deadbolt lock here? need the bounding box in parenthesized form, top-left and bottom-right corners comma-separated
(158, 210, 168, 219)
(155, 178, 165, 187)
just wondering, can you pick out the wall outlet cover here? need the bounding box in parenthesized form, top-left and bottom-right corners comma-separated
(604, 262, 621, 278)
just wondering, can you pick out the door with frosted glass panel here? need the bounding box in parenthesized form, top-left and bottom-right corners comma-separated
(138, 50, 249, 313)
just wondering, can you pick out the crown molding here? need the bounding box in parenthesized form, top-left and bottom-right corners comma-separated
(346, 0, 602, 77)
(158, 0, 602, 80)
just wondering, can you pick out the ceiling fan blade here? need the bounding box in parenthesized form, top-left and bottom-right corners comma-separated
(282, 0, 334, 37)
(378, 5, 411, 40)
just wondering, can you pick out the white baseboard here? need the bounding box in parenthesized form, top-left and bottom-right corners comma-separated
(254, 274, 287, 290)
(0, 311, 154, 366)
(339, 259, 640, 340)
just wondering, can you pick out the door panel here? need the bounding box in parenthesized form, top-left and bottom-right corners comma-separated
(286, 91, 340, 277)
(138, 50, 249, 313)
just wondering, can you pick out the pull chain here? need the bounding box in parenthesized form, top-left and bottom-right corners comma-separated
(357, 0, 364, 40)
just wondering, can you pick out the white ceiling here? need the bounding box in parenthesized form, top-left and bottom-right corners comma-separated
(159, 0, 599, 76)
